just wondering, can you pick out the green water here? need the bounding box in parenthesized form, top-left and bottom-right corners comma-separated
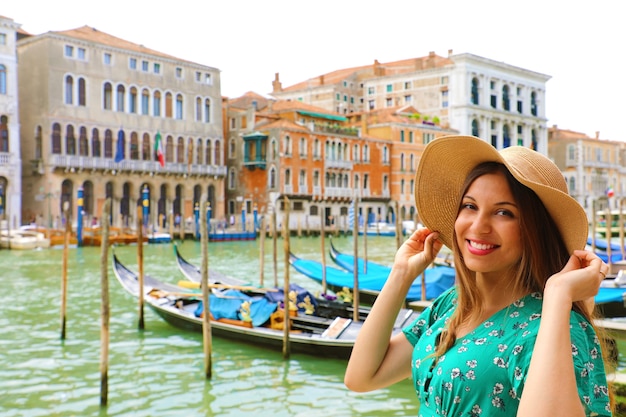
(0, 236, 421, 417)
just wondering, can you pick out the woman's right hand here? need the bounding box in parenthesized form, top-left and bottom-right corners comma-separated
(393, 228, 443, 282)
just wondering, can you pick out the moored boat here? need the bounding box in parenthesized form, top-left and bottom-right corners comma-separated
(113, 252, 420, 359)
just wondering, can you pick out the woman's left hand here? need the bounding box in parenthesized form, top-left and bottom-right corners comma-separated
(546, 249, 608, 305)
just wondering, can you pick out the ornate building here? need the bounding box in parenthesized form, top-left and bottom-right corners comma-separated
(0, 15, 23, 228)
(17, 26, 226, 229)
(271, 50, 550, 155)
(224, 93, 456, 232)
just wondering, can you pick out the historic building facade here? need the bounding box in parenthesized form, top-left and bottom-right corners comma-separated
(17, 26, 226, 229)
(271, 50, 550, 155)
(548, 125, 626, 220)
(224, 93, 457, 232)
(0, 15, 23, 228)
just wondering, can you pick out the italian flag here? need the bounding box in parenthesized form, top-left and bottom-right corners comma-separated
(154, 131, 165, 167)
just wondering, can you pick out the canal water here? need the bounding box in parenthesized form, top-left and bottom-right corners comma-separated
(0, 235, 424, 417)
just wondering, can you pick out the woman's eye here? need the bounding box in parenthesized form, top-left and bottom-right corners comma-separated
(461, 202, 476, 210)
(496, 209, 514, 217)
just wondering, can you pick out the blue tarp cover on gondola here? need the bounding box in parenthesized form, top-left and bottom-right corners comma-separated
(194, 290, 277, 327)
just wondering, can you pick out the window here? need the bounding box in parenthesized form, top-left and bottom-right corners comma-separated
(91, 128, 101, 157)
(175, 94, 183, 119)
(386, 98, 392, 107)
(141, 89, 149, 115)
(65, 45, 74, 57)
(386, 84, 392, 92)
(142, 60, 149, 71)
(0, 33, 6, 45)
(66, 125, 76, 155)
(129, 58, 137, 69)
(442, 90, 449, 108)
(51, 123, 62, 154)
(400, 131, 405, 142)
(153, 91, 161, 116)
(78, 78, 86, 106)
(368, 86, 375, 95)
(116, 84, 125, 112)
(65, 75, 74, 104)
(205, 73, 212, 84)
(176, 67, 182, 78)
(368, 100, 375, 110)
(77, 48, 86, 60)
(79, 127, 88, 156)
(531, 92, 538, 116)
(404, 95, 412, 103)
(104, 53, 112, 65)
(471, 78, 479, 105)
(195, 71, 201, 82)
(502, 85, 510, 111)
(165, 92, 173, 117)
(103, 82, 112, 110)
(404, 81, 411, 89)
(0, 65, 5, 94)
(154, 63, 161, 74)
(129, 87, 137, 113)
(204, 99, 211, 123)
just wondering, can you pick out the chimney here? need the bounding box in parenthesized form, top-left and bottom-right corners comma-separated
(319, 75, 325, 85)
(448, 49, 453, 57)
(272, 73, 282, 93)
(596, 131, 600, 139)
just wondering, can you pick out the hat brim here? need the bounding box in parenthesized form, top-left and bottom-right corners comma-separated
(414, 135, 588, 254)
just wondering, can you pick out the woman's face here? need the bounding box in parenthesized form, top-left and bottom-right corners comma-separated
(454, 171, 522, 276)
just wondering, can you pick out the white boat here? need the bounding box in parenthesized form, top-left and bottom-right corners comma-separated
(0, 229, 51, 250)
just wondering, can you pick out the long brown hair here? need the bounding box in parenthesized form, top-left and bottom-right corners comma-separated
(435, 162, 596, 355)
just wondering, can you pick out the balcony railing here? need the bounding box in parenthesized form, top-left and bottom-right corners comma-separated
(325, 159, 353, 170)
(49, 154, 227, 177)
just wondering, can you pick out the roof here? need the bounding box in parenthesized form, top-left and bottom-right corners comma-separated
(279, 53, 453, 92)
(297, 110, 346, 122)
(49, 25, 198, 64)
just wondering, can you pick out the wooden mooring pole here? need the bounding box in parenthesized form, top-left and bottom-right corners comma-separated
(99, 198, 111, 407)
(60, 201, 70, 340)
(200, 199, 212, 378)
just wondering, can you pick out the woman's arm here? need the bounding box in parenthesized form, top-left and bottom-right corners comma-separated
(344, 229, 442, 392)
(517, 250, 606, 417)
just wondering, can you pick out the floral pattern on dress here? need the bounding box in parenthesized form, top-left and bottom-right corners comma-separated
(402, 288, 612, 417)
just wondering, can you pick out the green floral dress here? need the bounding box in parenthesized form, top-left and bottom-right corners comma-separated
(403, 288, 612, 416)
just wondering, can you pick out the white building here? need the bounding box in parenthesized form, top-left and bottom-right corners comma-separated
(271, 50, 550, 154)
(0, 15, 22, 227)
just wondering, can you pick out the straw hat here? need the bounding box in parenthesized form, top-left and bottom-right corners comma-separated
(414, 135, 588, 254)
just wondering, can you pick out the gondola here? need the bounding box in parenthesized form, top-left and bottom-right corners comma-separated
(288, 251, 456, 305)
(113, 252, 420, 359)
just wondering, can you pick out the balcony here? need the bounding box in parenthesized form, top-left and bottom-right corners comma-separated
(49, 154, 227, 177)
(325, 159, 353, 170)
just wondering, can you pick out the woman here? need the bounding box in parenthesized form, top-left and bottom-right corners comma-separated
(345, 135, 613, 416)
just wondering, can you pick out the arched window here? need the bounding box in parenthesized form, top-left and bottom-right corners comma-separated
(141, 89, 150, 115)
(165, 92, 173, 118)
(196, 97, 202, 121)
(187, 138, 194, 166)
(177, 137, 185, 163)
(228, 167, 236, 189)
(165, 135, 174, 162)
(214, 140, 221, 165)
(129, 87, 137, 113)
(91, 128, 101, 157)
(229, 138, 236, 159)
(52, 123, 62, 154)
(269, 167, 276, 189)
(103, 82, 112, 110)
(142, 133, 151, 161)
(104, 129, 113, 158)
(79, 126, 88, 156)
(531, 92, 538, 116)
(471, 77, 479, 105)
(176, 94, 183, 119)
(66, 125, 76, 155)
(153, 90, 161, 116)
(130, 132, 139, 160)
(0, 64, 6, 94)
(65, 75, 74, 104)
(310, 205, 318, 216)
(78, 77, 86, 106)
(0, 116, 8, 152)
(116, 84, 125, 112)
(205, 139, 212, 165)
(502, 85, 510, 111)
(471, 119, 480, 137)
(196, 139, 203, 164)
(204, 99, 211, 123)
(503, 124, 511, 148)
